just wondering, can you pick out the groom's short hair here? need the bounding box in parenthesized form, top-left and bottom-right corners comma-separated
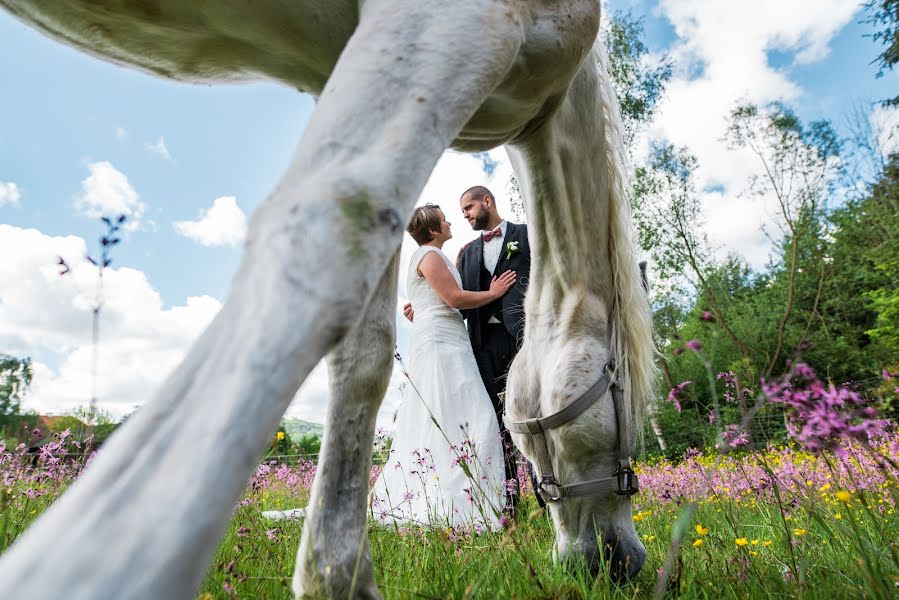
(461, 185, 493, 203)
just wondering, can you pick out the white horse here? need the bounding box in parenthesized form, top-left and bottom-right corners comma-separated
(0, 0, 654, 597)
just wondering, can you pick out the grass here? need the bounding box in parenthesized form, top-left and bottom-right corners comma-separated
(198, 462, 899, 598)
(2, 432, 897, 599)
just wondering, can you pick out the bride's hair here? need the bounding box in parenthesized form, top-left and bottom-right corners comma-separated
(406, 203, 442, 245)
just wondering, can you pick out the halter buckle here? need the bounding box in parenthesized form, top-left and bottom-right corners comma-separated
(615, 465, 639, 496)
(537, 475, 562, 502)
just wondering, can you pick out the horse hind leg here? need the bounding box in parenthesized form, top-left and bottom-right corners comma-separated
(292, 251, 399, 600)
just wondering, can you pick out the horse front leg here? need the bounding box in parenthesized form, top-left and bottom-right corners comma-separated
(293, 252, 398, 599)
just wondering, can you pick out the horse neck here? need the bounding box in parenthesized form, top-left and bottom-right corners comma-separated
(508, 44, 655, 433)
(508, 58, 615, 329)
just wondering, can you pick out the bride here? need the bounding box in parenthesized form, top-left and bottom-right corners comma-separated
(371, 203, 514, 530)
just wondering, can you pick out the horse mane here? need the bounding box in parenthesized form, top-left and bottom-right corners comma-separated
(593, 40, 657, 441)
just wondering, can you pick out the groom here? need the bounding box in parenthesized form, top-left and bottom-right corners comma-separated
(455, 186, 531, 514)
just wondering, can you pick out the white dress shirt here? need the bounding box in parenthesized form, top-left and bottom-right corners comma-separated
(482, 220, 507, 275)
(482, 220, 507, 324)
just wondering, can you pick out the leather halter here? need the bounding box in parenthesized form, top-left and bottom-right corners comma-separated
(503, 363, 638, 502)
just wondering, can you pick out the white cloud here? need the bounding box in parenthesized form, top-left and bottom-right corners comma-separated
(74, 161, 146, 228)
(871, 104, 899, 157)
(0, 181, 20, 206)
(173, 196, 247, 247)
(1, 149, 516, 426)
(0, 224, 221, 417)
(115, 127, 128, 141)
(145, 136, 172, 160)
(641, 0, 859, 268)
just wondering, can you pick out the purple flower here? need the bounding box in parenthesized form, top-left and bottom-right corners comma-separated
(722, 424, 750, 448)
(700, 311, 715, 322)
(265, 528, 279, 542)
(763, 363, 884, 455)
(667, 381, 692, 413)
(686, 339, 702, 352)
(235, 526, 250, 537)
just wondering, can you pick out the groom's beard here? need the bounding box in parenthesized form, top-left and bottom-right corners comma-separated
(472, 211, 489, 230)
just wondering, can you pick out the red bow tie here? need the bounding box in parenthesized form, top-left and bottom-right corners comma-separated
(482, 227, 502, 242)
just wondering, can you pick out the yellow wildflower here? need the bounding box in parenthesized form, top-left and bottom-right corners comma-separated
(736, 538, 749, 546)
(633, 513, 645, 523)
(751, 539, 759, 546)
(642, 535, 656, 542)
(834, 513, 842, 520)
(819, 483, 831, 492)
(793, 528, 806, 536)
(836, 490, 851, 502)
(749, 551, 758, 557)
(276, 431, 285, 441)
(693, 539, 703, 547)
(763, 540, 772, 547)
(695, 524, 709, 536)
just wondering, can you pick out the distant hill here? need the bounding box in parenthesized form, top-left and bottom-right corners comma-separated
(282, 418, 323, 439)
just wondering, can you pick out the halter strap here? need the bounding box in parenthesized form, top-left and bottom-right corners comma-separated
(503, 363, 638, 501)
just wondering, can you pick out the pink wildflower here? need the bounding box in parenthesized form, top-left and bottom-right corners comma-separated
(763, 363, 884, 455)
(667, 381, 692, 413)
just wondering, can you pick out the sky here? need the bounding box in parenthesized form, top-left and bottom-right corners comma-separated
(1, 1, 897, 428)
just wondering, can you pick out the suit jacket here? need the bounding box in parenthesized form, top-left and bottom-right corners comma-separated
(457, 222, 530, 351)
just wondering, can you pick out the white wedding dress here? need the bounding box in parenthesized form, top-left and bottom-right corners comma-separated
(371, 246, 506, 530)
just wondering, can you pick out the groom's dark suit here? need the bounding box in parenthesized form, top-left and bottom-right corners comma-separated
(457, 222, 530, 509)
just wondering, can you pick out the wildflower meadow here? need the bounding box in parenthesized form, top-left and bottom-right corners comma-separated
(3, 361, 898, 599)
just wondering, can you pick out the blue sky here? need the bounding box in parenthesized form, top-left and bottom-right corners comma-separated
(1, 1, 896, 424)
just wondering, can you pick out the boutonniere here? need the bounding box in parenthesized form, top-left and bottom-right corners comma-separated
(505, 240, 520, 260)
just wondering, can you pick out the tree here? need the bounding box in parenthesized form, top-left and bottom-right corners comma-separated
(296, 433, 322, 456)
(508, 11, 673, 221)
(861, 153, 899, 354)
(603, 11, 673, 151)
(864, 0, 899, 106)
(724, 102, 842, 377)
(0, 354, 32, 429)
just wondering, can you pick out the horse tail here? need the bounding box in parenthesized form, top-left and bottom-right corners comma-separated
(593, 40, 657, 440)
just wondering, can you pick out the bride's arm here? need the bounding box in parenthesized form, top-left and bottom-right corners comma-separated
(418, 252, 515, 310)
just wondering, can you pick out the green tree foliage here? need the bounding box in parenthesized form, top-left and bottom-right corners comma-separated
(295, 433, 321, 456)
(860, 154, 899, 354)
(864, 0, 899, 106)
(640, 106, 899, 456)
(603, 11, 673, 149)
(0, 355, 32, 429)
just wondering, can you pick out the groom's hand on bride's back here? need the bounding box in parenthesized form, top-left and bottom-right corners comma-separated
(456, 240, 475, 267)
(403, 302, 414, 322)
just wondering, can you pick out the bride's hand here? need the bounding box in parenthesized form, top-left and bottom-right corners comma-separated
(489, 270, 516, 299)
